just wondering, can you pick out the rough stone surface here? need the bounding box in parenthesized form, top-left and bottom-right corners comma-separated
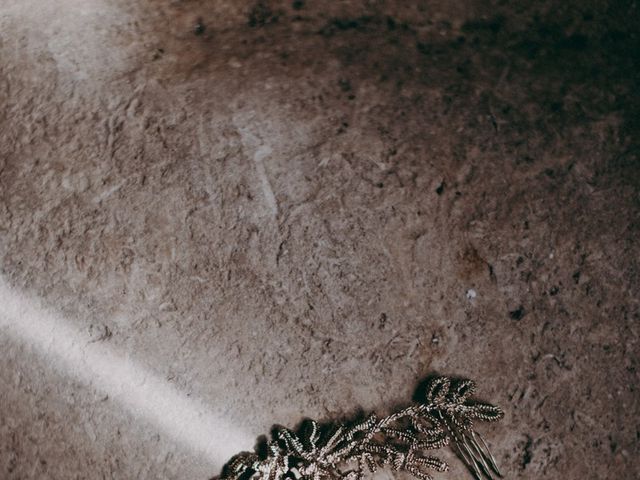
(1, 1, 639, 479)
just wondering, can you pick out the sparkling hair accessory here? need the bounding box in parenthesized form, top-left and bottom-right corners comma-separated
(219, 376, 504, 480)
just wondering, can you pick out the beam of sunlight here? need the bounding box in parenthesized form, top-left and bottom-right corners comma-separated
(0, 278, 253, 469)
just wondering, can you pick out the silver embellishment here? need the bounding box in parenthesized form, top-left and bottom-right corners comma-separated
(220, 376, 504, 480)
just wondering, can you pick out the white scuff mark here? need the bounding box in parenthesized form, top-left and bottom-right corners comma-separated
(93, 180, 125, 203)
(318, 157, 331, 168)
(466, 288, 477, 300)
(0, 278, 253, 468)
(232, 114, 278, 217)
(253, 144, 278, 217)
(197, 113, 213, 159)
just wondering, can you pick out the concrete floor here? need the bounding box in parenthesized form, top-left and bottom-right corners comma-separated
(1, 1, 639, 479)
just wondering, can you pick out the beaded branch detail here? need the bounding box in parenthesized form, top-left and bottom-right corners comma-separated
(219, 376, 504, 480)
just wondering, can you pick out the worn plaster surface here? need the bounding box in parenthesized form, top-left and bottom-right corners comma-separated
(0, 1, 639, 479)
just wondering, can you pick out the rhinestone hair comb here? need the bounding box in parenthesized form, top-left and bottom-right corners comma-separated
(218, 376, 504, 480)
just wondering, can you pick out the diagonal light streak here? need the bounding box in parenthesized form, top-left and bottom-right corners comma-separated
(0, 278, 253, 469)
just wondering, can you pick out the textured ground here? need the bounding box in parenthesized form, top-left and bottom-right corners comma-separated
(1, 1, 639, 479)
